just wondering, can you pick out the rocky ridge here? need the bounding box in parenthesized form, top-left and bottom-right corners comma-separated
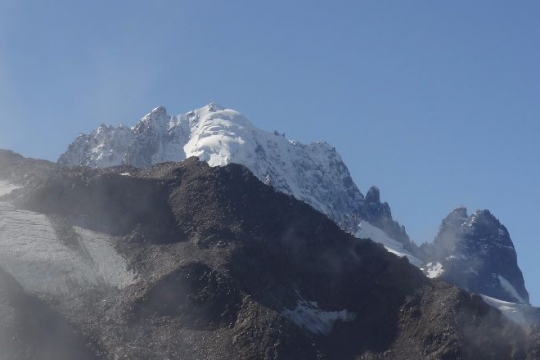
(1, 151, 540, 359)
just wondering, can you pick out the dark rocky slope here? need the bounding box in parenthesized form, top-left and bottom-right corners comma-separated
(1, 151, 539, 359)
(0, 149, 56, 187)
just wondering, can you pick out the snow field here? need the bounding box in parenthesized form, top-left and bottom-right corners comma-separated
(282, 296, 356, 335)
(0, 201, 135, 295)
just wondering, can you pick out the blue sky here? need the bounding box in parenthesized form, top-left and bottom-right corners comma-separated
(1, 1, 539, 304)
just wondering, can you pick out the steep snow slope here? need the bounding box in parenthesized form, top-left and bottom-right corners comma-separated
(59, 104, 365, 230)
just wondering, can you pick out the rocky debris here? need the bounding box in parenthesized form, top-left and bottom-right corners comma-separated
(132, 261, 241, 330)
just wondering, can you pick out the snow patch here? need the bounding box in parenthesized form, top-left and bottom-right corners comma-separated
(0, 201, 135, 295)
(0, 181, 20, 197)
(423, 262, 444, 278)
(498, 275, 526, 304)
(282, 297, 356, 335)
(446, 254, 467, 261)
(355, 221, 424, 267)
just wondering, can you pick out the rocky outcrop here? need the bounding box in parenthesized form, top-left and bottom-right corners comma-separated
(421, 207, 529, 304)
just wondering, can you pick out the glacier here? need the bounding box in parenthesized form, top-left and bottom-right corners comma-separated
(0, 180, 134, 296)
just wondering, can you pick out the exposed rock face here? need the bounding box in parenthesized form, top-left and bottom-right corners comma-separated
(421, 207, 529, 304)
(1, 152, 539, 359)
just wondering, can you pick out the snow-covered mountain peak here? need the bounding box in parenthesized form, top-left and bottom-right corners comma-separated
(422, 206, 529, 304)
(150, 105, 168, 116)
(58, 104, 530, 310)
(205, 102, 226, 112)
(136, 106, 172, 131)
(59, 104, 368, 231)
(184, 104, 253, 137)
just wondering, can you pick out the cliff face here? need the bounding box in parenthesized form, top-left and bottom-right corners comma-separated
(1, 152, 538, 359)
